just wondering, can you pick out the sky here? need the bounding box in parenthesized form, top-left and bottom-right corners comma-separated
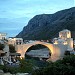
(0, 0, 74, 37)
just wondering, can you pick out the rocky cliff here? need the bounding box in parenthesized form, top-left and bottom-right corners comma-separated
(17, 7, 75, 40)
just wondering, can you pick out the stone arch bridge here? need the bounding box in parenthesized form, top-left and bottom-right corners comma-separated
(16, 41, 64, 61)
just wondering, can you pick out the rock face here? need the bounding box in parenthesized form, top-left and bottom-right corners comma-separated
(17, 7, 75, 40)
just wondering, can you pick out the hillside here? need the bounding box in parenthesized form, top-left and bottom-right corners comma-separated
(16, 7, 75, 40)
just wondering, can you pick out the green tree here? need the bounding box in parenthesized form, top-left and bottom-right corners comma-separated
(32, 55, 75, 75)
(64, 51, 70, 55)
(19, 58, 33, 73)
(9, 44, 16, 53)
(62, 55, 75, 67)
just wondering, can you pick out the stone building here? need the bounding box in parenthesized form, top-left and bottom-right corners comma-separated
(0, 32, 7, 40)
(53, 29, 73, 51)
(8, 37, 23, 46)
(0, 33, 9, 65)
(53, 29, 73, 58)
(0, 34, 22, 65)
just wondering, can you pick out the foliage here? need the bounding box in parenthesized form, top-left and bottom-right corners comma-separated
(1, 55, 75, 74)
(2, 58, 34, 74)
(9, 44, 16, 53)
(64, 51, 70, 55)
(0, 65, 4, 70)
(0, 43, 5, 50)
(32, 55, 75, 75)
(17, 58, 34, 73)
(62, 55, 75, 67)
(3, 66, 19, 74)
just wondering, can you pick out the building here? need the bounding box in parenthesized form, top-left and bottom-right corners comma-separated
(0, 33, 23, 65)
(0, 32, 7, 40)
(53, 29, 73, 51)
(0, 33, 9, 65)
(53, 29, 73, 58)
(8, 37, 23, 46)
(59, 29, 71, 40)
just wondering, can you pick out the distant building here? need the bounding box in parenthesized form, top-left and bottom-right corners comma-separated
(8, 37, 23, 46)
(0, 34, 22, 65)
(0, 33, 9, 65)
(0, 32, 7, 40)
(59, 29, 71, 40)
(53, 29, 73, 51)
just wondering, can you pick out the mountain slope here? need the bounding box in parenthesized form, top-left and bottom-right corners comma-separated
(17, 7, 75, 40)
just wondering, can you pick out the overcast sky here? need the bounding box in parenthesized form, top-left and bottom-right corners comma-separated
(0, 0, 74, 37)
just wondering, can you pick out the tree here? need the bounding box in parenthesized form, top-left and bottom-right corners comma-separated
(0, 43, 5, 50)
(64, 51, 70, 55)
(62, 55, 75, 67)
(19, 58, 33, 73)
(32, 55, 75, 75)
(9, 44, 16, 53)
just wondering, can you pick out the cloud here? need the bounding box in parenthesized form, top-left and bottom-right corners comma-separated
(0, 0, 74, 18)
(0, 0, 74, 36)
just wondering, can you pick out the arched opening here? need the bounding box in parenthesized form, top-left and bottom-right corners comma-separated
(25, 44, 51, 61)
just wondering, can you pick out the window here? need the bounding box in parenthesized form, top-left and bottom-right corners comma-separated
(2, 37, 5, 40)
(16, 42, 18, 45)
(19, 42, 21, 44)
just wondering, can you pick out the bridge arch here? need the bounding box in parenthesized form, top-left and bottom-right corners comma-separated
(25, 44, 52, 58)
(17, 41, 54, 56)
(16, 41, 61, 61)
(25, 44, 51, 52)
